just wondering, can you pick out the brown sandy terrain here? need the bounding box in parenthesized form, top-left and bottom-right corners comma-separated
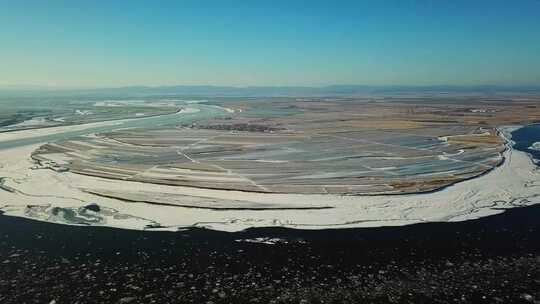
(31, 96, 540, 196)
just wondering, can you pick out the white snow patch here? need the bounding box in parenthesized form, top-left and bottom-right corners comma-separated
(529, 142, 540, 151)
(0, 125, 539, 232)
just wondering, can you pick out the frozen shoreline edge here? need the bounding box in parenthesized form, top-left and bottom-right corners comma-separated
(0, 124, 539, 233)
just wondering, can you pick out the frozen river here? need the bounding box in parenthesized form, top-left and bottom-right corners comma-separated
(0, 104, 224, 150)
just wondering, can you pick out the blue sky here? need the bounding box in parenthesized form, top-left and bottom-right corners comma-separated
(1, 0, 539, 87)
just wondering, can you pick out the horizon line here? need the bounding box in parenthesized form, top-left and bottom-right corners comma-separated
(2, 83, 540, 92)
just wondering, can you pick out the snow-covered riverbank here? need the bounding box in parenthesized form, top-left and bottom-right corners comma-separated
(0, 125, 539, 232)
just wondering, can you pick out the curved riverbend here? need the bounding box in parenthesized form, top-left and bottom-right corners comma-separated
(0, 124, 539, 232)
(0, 104, 225, 151)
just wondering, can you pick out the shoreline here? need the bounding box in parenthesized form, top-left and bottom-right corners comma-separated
(0, 108, 180, 135)
(0, 108, 184, 139)
(0, 124, 539, 232)
(1, 201, 540, 303)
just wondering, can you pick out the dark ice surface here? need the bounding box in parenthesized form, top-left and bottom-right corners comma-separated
(1, 203, 540, 304)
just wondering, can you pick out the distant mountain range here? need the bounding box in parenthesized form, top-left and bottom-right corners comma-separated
(1, 84, 540, 98)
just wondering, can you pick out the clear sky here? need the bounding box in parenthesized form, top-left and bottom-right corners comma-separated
(1, 0, 540, 88)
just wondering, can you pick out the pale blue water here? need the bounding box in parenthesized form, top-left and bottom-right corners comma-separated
(0, 104, 225, 150)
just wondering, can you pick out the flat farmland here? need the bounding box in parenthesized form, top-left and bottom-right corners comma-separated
(32, 97, 534, 198)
